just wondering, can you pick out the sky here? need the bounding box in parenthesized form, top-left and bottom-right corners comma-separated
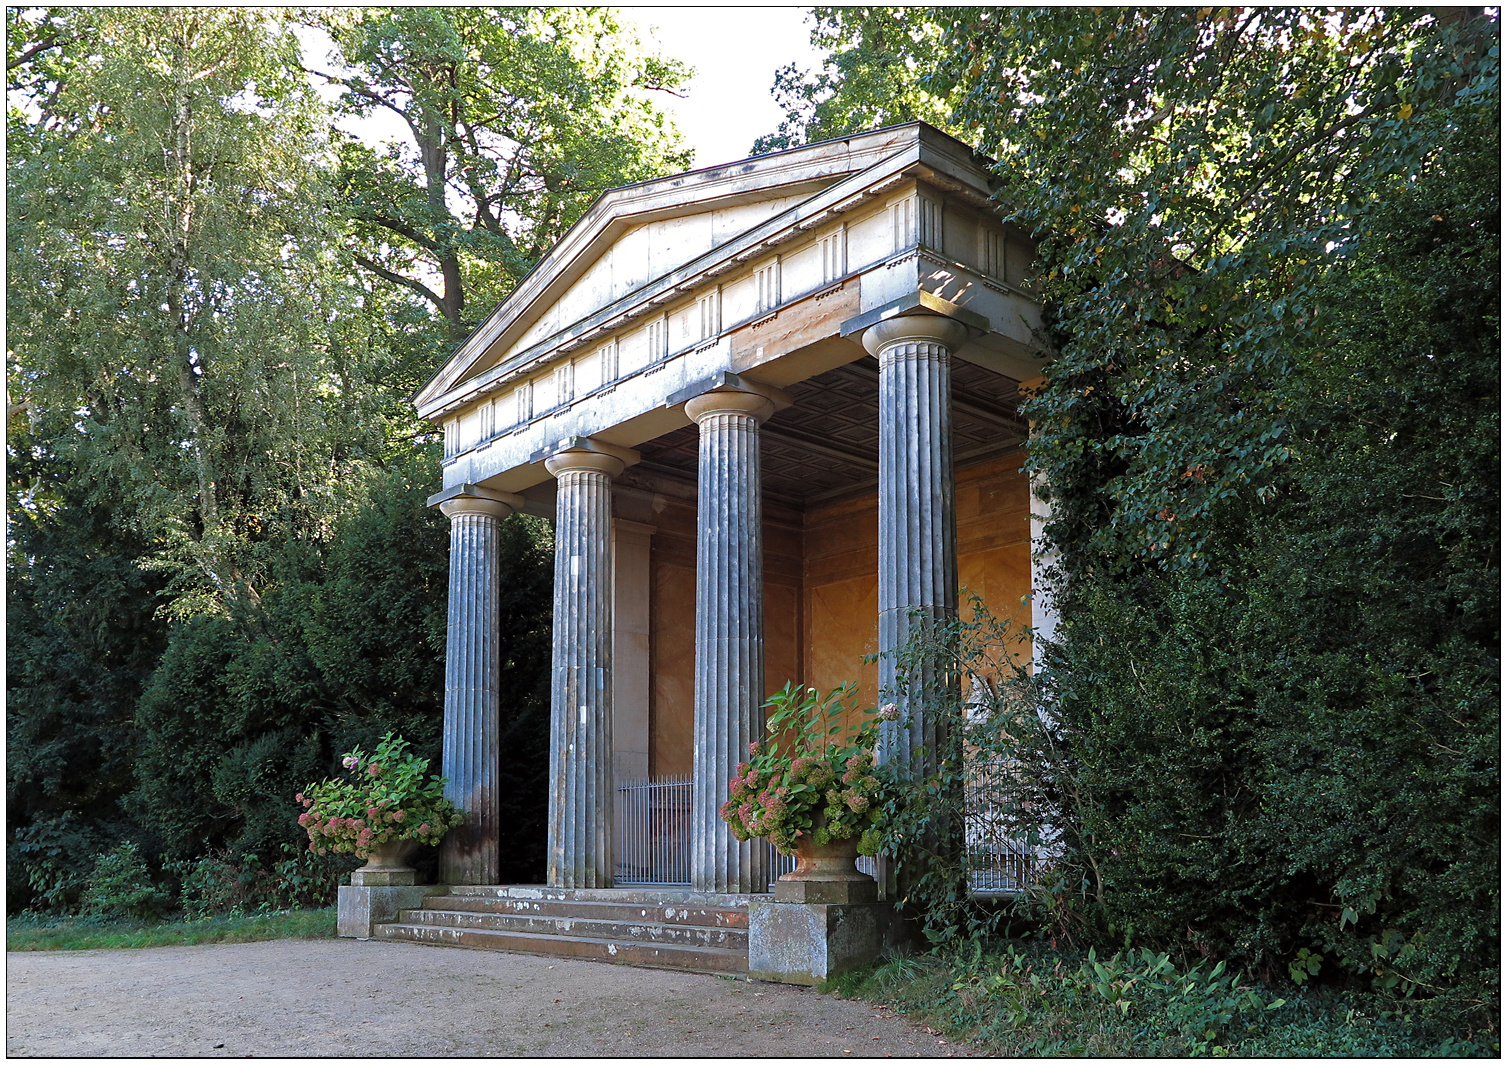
(614, 7, 828, 167)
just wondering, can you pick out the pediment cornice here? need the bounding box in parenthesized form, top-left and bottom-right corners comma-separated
(414, 123, 999, 420)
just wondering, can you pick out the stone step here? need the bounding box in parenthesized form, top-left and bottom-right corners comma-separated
(398, 906, 747, 949)
(372, 921, 750, 974)
(444, 884, 753, 908)
(425, 894, 749, 929)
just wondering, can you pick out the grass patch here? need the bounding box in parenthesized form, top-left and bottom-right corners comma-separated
(825, 940, 1498, 1058)
(6, 907, 336, 952)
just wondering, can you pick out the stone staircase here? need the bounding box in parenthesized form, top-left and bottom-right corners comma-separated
(372, 885, 751, 974)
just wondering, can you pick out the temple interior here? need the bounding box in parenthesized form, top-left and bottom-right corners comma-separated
(609, 354, 1035, 781)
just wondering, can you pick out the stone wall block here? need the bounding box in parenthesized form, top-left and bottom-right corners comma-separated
(747, 899, 886, 985)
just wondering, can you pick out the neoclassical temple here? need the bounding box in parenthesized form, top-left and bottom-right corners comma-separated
(414, 122, 1052, 896)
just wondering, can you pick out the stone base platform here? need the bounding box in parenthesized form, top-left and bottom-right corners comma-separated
(369, 885, 753, 974)
(358, 884, 893, 984)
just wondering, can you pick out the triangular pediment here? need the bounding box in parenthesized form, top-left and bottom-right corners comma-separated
(414, 123, 989, 419)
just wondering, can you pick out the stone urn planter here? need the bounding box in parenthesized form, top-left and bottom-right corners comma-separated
(774, 813, 877, 904)
(350, 838, 422, 887)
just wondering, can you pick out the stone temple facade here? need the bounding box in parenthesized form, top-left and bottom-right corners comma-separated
(413, 122, 1054, 895)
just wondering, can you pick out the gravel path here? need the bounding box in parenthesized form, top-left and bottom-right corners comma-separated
(6, 938, 967, 1058)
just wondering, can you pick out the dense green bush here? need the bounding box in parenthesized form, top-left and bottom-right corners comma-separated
(1025, 112, 1498, 1023)
(167, 844, 356, 919)
(883, 132, 1500, 1022)
(82, 842, 168, 921)
(10, 459, 554, 910)
(6, 446, 169, 911)
(125, 465, 553, 879)
(875, 79, 1497, 1034)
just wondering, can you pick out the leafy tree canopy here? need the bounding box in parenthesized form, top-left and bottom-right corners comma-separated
(303, 6, 693, 341)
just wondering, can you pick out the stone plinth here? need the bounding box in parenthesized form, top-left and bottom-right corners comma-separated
(748, 898, 886, 985)
(350, 866, 416, 888)
(773, 877, 878, 905)
(337, 884, 447, 939)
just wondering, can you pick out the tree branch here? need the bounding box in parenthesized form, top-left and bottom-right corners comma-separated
(364, 213, 441, 252)
(300, 64, 423, 143)
(7, 34, 61, 70)
(351, 252, 445, 310)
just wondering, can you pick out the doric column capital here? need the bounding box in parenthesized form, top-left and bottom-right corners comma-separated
(537, 435, 638, 479)
(860, 313, 969, 358)
(546, 449, 625, 479)
(429, 483, 523, 522)
(683, 388, 775, 425)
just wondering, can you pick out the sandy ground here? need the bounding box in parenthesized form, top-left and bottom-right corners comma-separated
(6, 937, 968, 1058)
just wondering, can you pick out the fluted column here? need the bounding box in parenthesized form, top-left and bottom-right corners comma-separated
(686, 389, 774, 894)
(544, 448, 622, 888)
(863, 315, 970, 774)
(436, 484, 522, 885)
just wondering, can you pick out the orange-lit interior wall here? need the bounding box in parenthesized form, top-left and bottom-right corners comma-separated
(648, 451, 1030, 778)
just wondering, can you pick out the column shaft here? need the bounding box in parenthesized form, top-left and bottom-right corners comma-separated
(546, 454, 619, 888)
(688, 391, 773, 894)
(868, 316, 969, 772)
(438, 494, 513, 885)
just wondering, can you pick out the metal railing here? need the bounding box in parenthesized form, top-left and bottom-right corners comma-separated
(614, 776, 693, 885)
(964, 759, 1055, 894)
(613, 777, 873, 887)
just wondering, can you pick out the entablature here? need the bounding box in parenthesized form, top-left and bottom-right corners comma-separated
(421, 124, 1050, 497)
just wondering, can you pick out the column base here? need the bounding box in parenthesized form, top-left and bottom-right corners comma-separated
(337, 884, 447, 939)
(748, 898, 887, 986)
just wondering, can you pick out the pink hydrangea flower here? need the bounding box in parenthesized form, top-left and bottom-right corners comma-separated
(342, 755, 359, 770)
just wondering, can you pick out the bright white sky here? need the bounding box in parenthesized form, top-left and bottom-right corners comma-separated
(301, 8, 827, 169)
(615, 7, 827, 166)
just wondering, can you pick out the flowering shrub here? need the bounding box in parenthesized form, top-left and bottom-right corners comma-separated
(296, 733, 463, 860)
(719, 683, 885, 856)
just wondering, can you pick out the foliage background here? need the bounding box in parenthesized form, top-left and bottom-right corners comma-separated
(768, 6, 1498, 1028)
(6, 6, 686, 910)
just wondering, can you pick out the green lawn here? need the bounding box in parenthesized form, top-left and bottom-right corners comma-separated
(6, 907, 336, 952)
(823, 942, 1498, 1058)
